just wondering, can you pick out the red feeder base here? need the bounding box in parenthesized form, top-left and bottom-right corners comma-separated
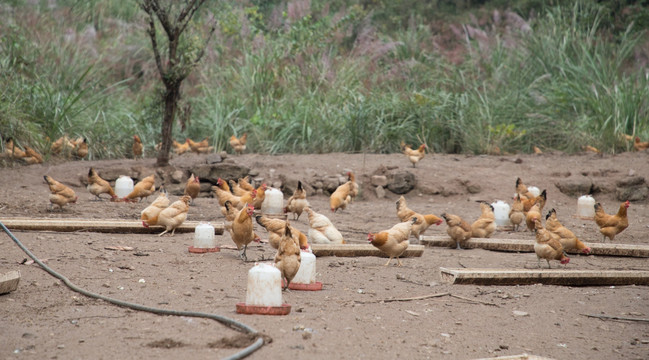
(282, 280, 323, 291)
(188, 246, 220, 254)
(235, 303, 291, 315)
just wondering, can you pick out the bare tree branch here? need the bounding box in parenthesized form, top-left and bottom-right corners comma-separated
(177, 0, 204, 36)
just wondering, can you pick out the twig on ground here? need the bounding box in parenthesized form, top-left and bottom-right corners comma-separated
(449, 294, 499, 307)
(581, 314, 649, 323)
(355, 292, 450, 304)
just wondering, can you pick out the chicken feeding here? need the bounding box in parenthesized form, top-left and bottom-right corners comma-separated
(594, 201, 630, 242)
(186, 137, 212, 153)
(229, 133, 248, 155)
(274, 223, 301, 290)
(213, 178, 256, 210)
(183, 173, 200, 204)
(251, 183, 267, 210)
(508, 194, 525, 232)
(50, 135, 75, 155)
(633, 137, 649, 151)
(522, 189, 547, 214)
(44, 175, 78, 210)
(229, 179, 249, 197)
(230, 204, 256, 261)
(533, 217, 570, 268)
(401, 142, 427, 168)
(172, 139, 190, 155)
(24, 146, 44, 164)
(545, 209, 591, 255)
(132, 135, 143, 159)
(395, 196, 442, 239)
(347, 172, 359, 202)
(441, 213, 472, 249)
(368, 218, 416, 266)
(157, 195, 191, 236)
(285, 180, 310, 220)
(471, 201, 496, 238)
(256, 215, 309, 250)
(304, 207, 344, 244)
(140, 188, 170, 228)
(515, 177, 535, 200)
(73, 138, 88, 159)
(238, 176, 255, 192)
(525, 200, 543, 232)
(87, 167, 117, 201)
(329, 181, 352, 213)
(3, 138, 27, 159)
(123, 174, 156, 202)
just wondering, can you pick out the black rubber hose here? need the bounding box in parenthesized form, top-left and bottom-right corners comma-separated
(0, 221, 264, 360)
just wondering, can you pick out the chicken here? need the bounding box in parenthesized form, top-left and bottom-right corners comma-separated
(395, 196, 442, 239)
(522, 189, 546, 213)
(230, 204, 256, 261)
(213, 178, 256, 210)
(533, 217, 570, 268)
(441, 213, 472, 249)
(74, 138, 88, 159)
(132, 135, 143, 159)
(401, 142, 427, 168)
(533, 146, 543, 154)
(238, 176, 255, 192)
(368, 218, 416, 266)
(172, 139, 190, 155)
(157, 195, 191, 236)
(229, 179, 249, 197)
(285, 180, 310, 220)
(24, 146, 43, 164)
(545, 209, 591, 255)
(274, 223, 301, 290)
(329, 181, 352, 213)
(183, 173, 200, 204)
(525, 201, 542, 232)
(633, 137, 649, 151)
(508, 194, 525, 232)
(123, 174, 156, 202)
(347, 171, 359, 201)
(186, 137, 212, 153)
(256, 215, 309, 250)
(87, 167, 117, 201)
(229, 133, 247, 155)
(471, 201, 496, 238)
(594, 201, 630, 242)
(583, 145, 601, 154)
(515, 177, 535, 200)
(44, 175, 78, 210)
(3, 138, 27, 159)
(251, 183, 267, 210)
(50, 135, 75, 155)
(304, 207, 344, 244)
(140, 188, 170, 227)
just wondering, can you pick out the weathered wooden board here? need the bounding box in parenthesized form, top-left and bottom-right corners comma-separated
(440, 267, 649, 286)
(420, 235, 649, 258)
(310, 244, 425, 258)
(0, 270, 21, 295)
(473, 354, 554, 360)
(0, 218, 224, 235)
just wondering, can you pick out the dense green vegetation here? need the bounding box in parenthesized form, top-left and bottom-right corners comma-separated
(1, 0, 648, 159)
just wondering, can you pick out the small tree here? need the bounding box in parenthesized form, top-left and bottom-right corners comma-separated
(139, 0, 216, 166)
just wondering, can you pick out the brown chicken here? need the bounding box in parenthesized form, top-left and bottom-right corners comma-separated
(50, 135, 75, 155)
(3, 138, 27, 159)
(583, 145, 601, 154)
(123, 174, 156, 202)
(508, 194, 525, 232)
(285, 180, 309, 220)
(183, 173, 200, 204)
(238, 176, 255, 192)
(213, 179, 256, 210)
(229, 179, 249, 197)
(186, 137, 212, 153)
(545, 209, 591, 255)
(251, 183, 267, 210)
(274, 223, 302, 290)
(44, 175, 78, 210)
(157, 195, 191, 236)
(304, 207, 345, 244)
(87, 167, 117, 201)
(401, 142, 427, 167)
(230, 204, 256, 261)
(256, 215, 309, 250)
(368, 218, 416, 266)
(172, 139, 190, 155)
(533, 146, 543, 154)
(229, 133, 247, 155)
(634, 137, 649, 151)
(594, 201, 630, 242)
(525, 201, 542, 232)
(140, 188, 170, 228)
(522, 189, 546, 213)
(24, 146, 44, 164)
(347, 172, 359, 201)
(74, 138, 88, 159)
(395, 196, 442, 239)
(441, 213, 472, 249)
(515, 177, 535, 200)
(132, 135, 143, 159)
(533, 217, 570, 268)
(471, 202, 496, 238)
(329, 181, 352, 213)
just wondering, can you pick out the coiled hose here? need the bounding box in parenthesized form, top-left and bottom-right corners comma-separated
(0, 221, 264, 360)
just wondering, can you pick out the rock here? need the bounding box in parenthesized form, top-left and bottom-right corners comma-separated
(616, 176, 645, 187)
(322, 176, 341, 193)
(204, 153, 223, 164)
(96, 168, 137, 182)
(555, 176, 595, 196)
(371, 175, 388, 187)
(375, 185, 386, 198)
(387, 171, 416, 194)
(615, 176, 648, 201)
(512, 310, 529, 317)
(171, 170, 184, 184)
(191, 163, 250, 185)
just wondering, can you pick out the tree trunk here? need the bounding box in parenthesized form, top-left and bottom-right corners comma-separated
(156, 84, 180, 167)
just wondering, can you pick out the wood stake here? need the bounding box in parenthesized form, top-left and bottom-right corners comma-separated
(310, 244, 424, 258)
(0, 218, 224, 235)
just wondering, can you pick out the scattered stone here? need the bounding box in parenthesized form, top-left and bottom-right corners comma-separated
(371, 175, 388, 187)
(512, 310, 529, 317)
(170, 170, 184, 184)
(204, 153, 223, 164)
(615, 176, 648, 201)
(387, 171, 416, 194)
(555, 176, 595, 197)
(375, 185, 386, 198)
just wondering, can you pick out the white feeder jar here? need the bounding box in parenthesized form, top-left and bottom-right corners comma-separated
(527, 186, 541, 198)
(577, 195, 596, 218)
(193, 222, 215, 249)
(261, 187, 284, 215)
(491, 200, 511, 227)
(292, 251, 316, 284)
(245, 263, 282, 307)
(115, 175, 134, 198)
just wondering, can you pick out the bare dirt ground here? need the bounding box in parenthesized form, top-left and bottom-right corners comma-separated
(1, 151, 648, 360)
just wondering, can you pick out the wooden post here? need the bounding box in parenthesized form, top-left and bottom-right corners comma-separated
(310, 244, 425, 258)
(0, 218, 224, 235)
(0, 271, 20, 295)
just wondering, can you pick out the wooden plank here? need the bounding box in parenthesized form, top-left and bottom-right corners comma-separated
(440, 267, 649, 286)
(310, 244, 425, 258)
(0, 270, 21, 295)
(473, 354, 554, 360)
(420, 235, 649, 258)
(0, 218, 224, 235)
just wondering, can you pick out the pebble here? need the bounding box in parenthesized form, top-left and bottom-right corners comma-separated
(513, 310, 529, 317)
(57, 344, 65, 349)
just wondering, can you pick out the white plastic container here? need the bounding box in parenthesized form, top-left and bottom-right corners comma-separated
(193, 222, 215, 249)
(292, 251, 316, 284)
(577, 195, 596, 218)
(261, 187, 284, 215)
(527, 186, 541, 198)
(115, 175, 134, 198)
(491, 200, 511, 226)
(245, 263, 282, 307)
